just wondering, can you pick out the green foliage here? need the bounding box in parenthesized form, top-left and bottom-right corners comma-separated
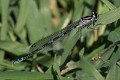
(0, 0, 120, 80)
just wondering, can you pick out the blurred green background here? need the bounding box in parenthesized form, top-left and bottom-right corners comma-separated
(0, 0, 120, 80)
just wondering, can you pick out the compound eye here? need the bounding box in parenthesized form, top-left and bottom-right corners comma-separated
(92, 12, 98, 21)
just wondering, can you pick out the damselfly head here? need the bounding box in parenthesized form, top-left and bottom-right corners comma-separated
(91, 12, 98, 21)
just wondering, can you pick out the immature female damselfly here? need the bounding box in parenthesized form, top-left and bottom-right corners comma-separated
(13, 12, 98, 64)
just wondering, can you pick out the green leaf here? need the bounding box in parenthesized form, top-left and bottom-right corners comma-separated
(108, 31, 120, 42)
(0, 0, 9, 64)
(1, 0, 9, 40)
(80, 58, 105, 80)
(0, 71, 53, 80)
(15, 0, 28, 33)
(106, 47, 120, 80)
(101, 0, 116, 9)
(27, 0, 52, 44)
(96, 6, 120, 27)
(0, 41, 28, 55)
(61, 30, 80, 65)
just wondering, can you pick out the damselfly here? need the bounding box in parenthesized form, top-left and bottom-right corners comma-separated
(13, 12, 98, 64)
